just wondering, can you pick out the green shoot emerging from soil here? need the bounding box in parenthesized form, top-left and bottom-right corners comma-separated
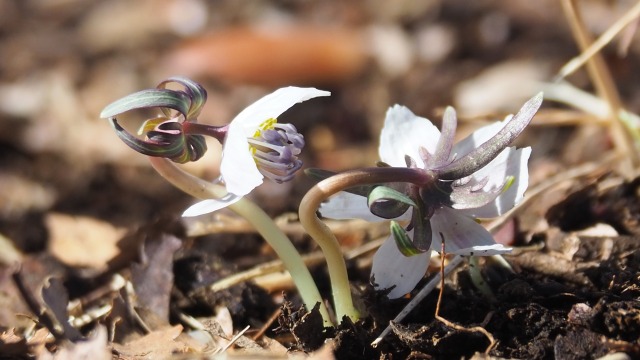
(300, 93, 542, 322)
(101, 77, 332, 324)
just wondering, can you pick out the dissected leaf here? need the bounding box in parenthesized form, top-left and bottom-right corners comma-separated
(431, 106, 457, 167)
(438, 92, 543, 180)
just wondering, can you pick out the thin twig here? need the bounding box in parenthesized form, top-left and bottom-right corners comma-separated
(207, 251, 327, 293)
(556, 0, 640, 81)
(219, 325, 251, 354)
(560, 0, 638, 172)
(184, 213, 375, 238)
(252, 308, 281, 341)
(206, 237, 386, 293)
(433, 242, 496, 354)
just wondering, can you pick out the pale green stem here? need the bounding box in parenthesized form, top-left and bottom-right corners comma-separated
(468, 256, 496, 302)
(299, 168, 430, 323)
(148, 157, 331, 324)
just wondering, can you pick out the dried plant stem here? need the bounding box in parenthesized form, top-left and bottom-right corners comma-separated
(209, 236, 386, 294)
(557, 1, 640, 81)
(561, 0, 639, 172)
(208, 251, 327, 293)
(434, 253, 496, 353)
(299, 168, 429, 323)
(148, 157, 331, 324)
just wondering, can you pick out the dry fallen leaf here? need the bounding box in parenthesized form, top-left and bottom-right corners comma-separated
(161, 25, 367, 86)
(111, 325, 186, 359)
(0, 327, 50, 358)
(131, 234, 182, 320)
(0, 173, 56, 218)
(37, 326, 110, 360)
(46, 213, 125, 270)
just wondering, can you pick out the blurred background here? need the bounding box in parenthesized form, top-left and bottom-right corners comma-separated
(1, 0, 640, 259)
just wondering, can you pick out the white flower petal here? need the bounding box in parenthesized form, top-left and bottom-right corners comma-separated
(371, 234, 431, 299)
(379, 105, 441, 168)
(430, 207, 499, 254)
(319, 192, 386, 222)
(458, 146, 531, 218)
(319, 191, 413, 222)
(220, 127, 263, 197)
(220, 87, 330, 197)
(182, 194, 241, 217)
(232, 87, 331, 130)
(450, 244, 512, 256)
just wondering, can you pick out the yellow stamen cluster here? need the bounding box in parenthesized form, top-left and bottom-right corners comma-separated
(250, 118, 278, 156)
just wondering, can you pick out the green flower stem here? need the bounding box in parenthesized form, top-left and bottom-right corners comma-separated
(299, 167, 430, 323)
(147, 157, 331, 325)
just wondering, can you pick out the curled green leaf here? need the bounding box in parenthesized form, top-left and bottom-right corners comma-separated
(368, 186, 416, 207)
(157, 77, 208, 119)
(100, 89, 190, 119)
(138, 117, 170, 136)
(390, 221, 422, 256)
(109, 118, 182, 158)
(367, 185, 415, 219)
(110, 118, 207, 163)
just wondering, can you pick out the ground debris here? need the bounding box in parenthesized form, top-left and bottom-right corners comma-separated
(275, 298, 327, 352)
(131, 233, 182, 320)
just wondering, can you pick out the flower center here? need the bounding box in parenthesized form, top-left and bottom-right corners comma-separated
(247, 118, 305, 183)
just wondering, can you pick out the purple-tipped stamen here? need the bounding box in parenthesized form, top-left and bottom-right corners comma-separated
(248, 122, 306, 183)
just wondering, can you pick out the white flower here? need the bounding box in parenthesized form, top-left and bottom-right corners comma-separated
(320, 94, 541, 298)
(183, 87, 330, 217)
